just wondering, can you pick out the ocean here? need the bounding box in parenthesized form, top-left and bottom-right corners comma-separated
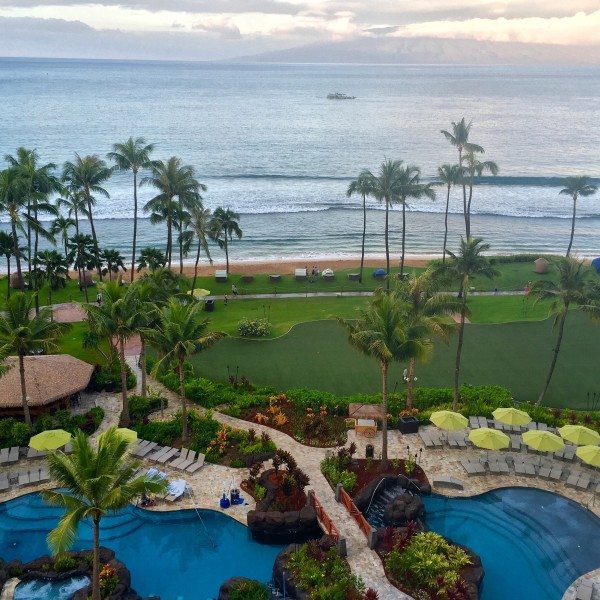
(1, 58, 599, 262)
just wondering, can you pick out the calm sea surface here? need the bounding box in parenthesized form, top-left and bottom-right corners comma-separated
(1, 59, 599, 260)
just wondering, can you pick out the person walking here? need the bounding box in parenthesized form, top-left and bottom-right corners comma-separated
(224, 294, 229, 306)
(231, 284, 238, 297)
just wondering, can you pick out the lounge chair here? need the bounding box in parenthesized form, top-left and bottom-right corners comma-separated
(0, 474, 9, 492)
(430, 433, 444, 448)
(294, 268, 307, 281)
(537, 422, 548, 431)
(566, 472, 582, 488)
(0, 448, 9, 465)
(6, 447, 19, 464)
(27, 447, 47, 460)
(147, 446, 170, 462)
(146, 467, 167, 480)
(215, 270, 227, 283)
(563, 445, 576, 461)
(549, 465, 563, 481)
(165, 479, 187, 502)
(38, 467, 50, 483)
(169, 449, 189, 469)
(509, 435, 522, 452)
(155, 448, 180, 465)
(575, 473, 591, 490)
(460, 458, 484, 476)
(432, 477, 464, 490)
(419, 432, 435, 449)
(17, 471, 30, 487)
(175, 450, 196, 472)
(525, 422, 537, 431)
(575, 580, 594, 600)
(489, 460, 510, 475)
(468, 416, 479, 429)
(135, 442, 158, 458)
(29, 469, 40, 484)
(477, 416, 489, 428)
(538, 465, 552, 479)
(185, 453, 205, 474)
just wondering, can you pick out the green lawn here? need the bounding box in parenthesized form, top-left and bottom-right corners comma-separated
(55, 322, 105, 364)
(190, 311, 600, 410)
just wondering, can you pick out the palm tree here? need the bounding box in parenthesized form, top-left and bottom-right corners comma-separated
(144, 299, 223, 441)
(441, 118, 484, 238)
(107, 138, 156, 280)
(439, 237, 498, 410)
(339, 289, 415, 468)
(209, 207, 242, 274)
(42, 428, 168, 600)
(57, 187, 87, 236)
(395, 271, 458, 407)
(530, 258, 599, 405)
(136, 247, 167, 273)
(437, 164, 461, 262)
(174, 204, 191, 275)
(68, 234, 96, 303)
(396, 165, 436, 276)
(84, 282, 141, 426)
(187, 204, 213, 293)
(0, 292, 65, 426)
(63, 154, 112, 280)
(101, 248, 127, 282)
(0, 168, 26, 290)
(50, 215, 76, 261)
(346, 171, 373, 283)
(559, 176, 598, 257)
(464, 151, 499, 238)
(360, 160, 403, 289)
(142, 157, 204, 269)
(0, 231, 14, 300)
(36, 250, 69, 307)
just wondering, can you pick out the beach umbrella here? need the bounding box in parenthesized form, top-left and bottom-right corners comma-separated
(558, 425, 600, 447)
(29, 429, 72, 451)
(468, 428, 510, 450)
(430, 411, 468, 431)
(492, 407, 531, 427)
(521, 430, 564, 453)
(188, 288, 211, 299)
(114, 428, 138, 444)
(576, 445, 600, 468)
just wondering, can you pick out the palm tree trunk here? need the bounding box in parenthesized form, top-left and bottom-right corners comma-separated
(139, 336, 147, 398)
(85, 192, 102, 281)
(466, 175, 474, 239)
(380, 361, 389, 469)
(442, 184, 451, 262)
(384, 197, 390, 291)
(166, 196, 173, 269)
(537, 310, 568, 406)
(74, 206, 80, 236)
(6, 257, 10, 300)
(179, 233, 184, 274)
(64, 235, 69, 262)
(18, 353, 32, 428)
(108, 263, 113, 282)
(27, 200, 32, 280)
(224, 237, 229, 274)
(453, 287, 468, 410)
(131, 170, 138, 282)
(11, 220, 24, 290)
(458, 148, 468, 239)
(406, 358, 416, 408)
(566, 196, 577, 257)
(92, 516, 101, 600)
(360, 193, 366, 283)
(179, 361, 188, 442)
(400, 201, 406, 277)
(118, 337, 130, 426)
(192, 240, 201, 293)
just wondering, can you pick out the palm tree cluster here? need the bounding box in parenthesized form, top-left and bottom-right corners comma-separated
(0, 140, 244, 298)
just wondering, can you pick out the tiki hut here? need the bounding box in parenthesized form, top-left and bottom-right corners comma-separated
(0, 355, 94, 417)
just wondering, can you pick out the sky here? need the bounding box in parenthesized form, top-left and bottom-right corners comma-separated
(0, 1, 599, 60)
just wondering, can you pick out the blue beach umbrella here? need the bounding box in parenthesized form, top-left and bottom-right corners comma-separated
(592, 257, 600, 274)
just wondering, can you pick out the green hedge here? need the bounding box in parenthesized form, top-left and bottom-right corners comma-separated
(129, 393, 168, 423)
(89, 363, 136, 392)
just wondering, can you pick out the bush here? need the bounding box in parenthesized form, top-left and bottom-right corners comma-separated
(0, 419, 30, 448)
(230, 580, 269, 600)
(129, 393, 167, 422)
(238, 318, 271, 338)
(320, 456, 357, 493)
(54, 554, 77, 573)
(89, 363, 136, 392)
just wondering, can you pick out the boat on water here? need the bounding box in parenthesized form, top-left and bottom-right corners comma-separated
(327, 92, 356, 100)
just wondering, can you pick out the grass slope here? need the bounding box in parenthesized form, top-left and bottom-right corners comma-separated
(191, 311, 599, 410)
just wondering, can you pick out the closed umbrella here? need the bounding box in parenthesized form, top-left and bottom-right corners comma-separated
(430, 411, 468, 431)
(522, 430, 564, 453)
(29, 429, 72, 451)
(188, 288, 210, 299)
(558, 425, 600, 447)
(576, 445, 600, 468)
(492, 407, 531, 427)
(468, 428, 510, 450)
(114, 428, 138, 444)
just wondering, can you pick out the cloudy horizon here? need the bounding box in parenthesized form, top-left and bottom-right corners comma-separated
(0, 1, 599, 61)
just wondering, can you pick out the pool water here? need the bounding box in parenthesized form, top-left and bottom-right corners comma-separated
(14, 576, 89, 600)
(0, 493, 283, 600)
(422, 488, 600, 600)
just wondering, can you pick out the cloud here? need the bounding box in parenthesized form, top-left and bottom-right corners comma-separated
(192, 16, 241, 39)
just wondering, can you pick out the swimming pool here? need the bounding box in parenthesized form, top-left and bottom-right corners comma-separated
(422, 488, 600, 600)
(0, 493, 283, 600)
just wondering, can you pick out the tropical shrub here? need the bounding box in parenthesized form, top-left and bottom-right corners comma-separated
(89, 363, 136, 392)
(54, 554, 77, 573)
(320, 455, 357, 493)
(229, 580, 269, 600)
(0, 418, 30, 448)
(99, 563, 119, 598)
(238, 318, 271, 338)
(129, 392, 167, 422)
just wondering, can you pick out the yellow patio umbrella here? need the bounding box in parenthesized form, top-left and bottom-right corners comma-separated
(576, 445, 600, 468)
(522, 430, 564, 453)
(29, 429, 72, 451)
(468, 428, 510, 450)
(430, 411, 468, 431)
(188, 288, 210, 299)
(558, 425, 600, 447)
(114, 428, 138, 444)
(492, 407, 531, 427)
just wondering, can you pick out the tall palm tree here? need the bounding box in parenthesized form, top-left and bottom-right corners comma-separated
(36, 250, 69, 307)
(68, 233, 95, 302)
(174, 204, 191, 275)
(339, 289, 416, 468)
(209, 207, 242, 274)
(361, 160, 403, 290)
(464, 151, 499, 238)
(395, 271, 459, 407)
(50, 215, 76, 261)
(136, 247, 167, 273)
(441, 118, 484, 238)
(101, 248, 127, 282)
(0, 292, 65, 426)
(63, 154, 112, 280)
(85, 282, 141, 426)
(396, 164, 436, 276)
(439, 237, 498, 410)
(144, 299, 223, 441)
(187, 203, 213, 293)
(107, 138, 156, 280)
(142, 157, 204, 269)
(0, 168, 26, 290)
(437, 164, 461, 262)
(346, 171, 373, 283)
(42, 428, 167, 600)
(57, 187, 87, 236)
(559, 176, 598, 257)
(530, 258, 599, 405)
(0, 231, 14, 300)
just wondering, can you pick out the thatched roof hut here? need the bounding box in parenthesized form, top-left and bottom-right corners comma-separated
(0, 355, 94, 416)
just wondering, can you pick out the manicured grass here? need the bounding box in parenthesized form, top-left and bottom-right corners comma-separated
(55, 322, 105, 364)
(467, 295, 551, 323)
(190, 311, 600, 410)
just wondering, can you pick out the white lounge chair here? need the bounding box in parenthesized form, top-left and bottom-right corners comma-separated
(165, 479, 187, 502)
(294, 268, 307, 281)
(155, 448, 180, 465)
(185, 453, 205, 474)
(169, 449, 189, 470)
(175, 450, 196, 472)
(215, 270, 228, 283)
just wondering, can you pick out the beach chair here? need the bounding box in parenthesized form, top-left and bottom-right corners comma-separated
(175, 451, 196, 472)
(0, 474, 9, 492)
(17, 471, 30, 487)
(566, 472, 582, 488)
(38, 467, 50, 483)
(509, 435, 522, 452)
(215, 270, 227, 283)
(430, 433, 444, 448)
(525, 422, 537, 431)
(419, 432, 435, 449)
(147, 446, 170, 462)
(468, 416, 479, 429)
(489, 460, 509, 475)
(537, 422, 548, 431)
(549, 465, 563, 481)
(575, 473, 591, 490)
(460, 458, 484, 476)
(477, 417, 489, 428)
(538, 465, 552, 479)
(135, 442, 158, 458)
(294, 268, 307, 281)
(6, 447, 19, 465)
(575, 581, 594, 600)
(155, 448, 180, 465)
(0, 448, 9, 465)
(563, 445, 576, 461)
(185, 453, 205, 474)
(28, 469, 40, 485)
(165, 479, 187, 502)
(27, 447, 47, 460)
(169, 449, 189, 469)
